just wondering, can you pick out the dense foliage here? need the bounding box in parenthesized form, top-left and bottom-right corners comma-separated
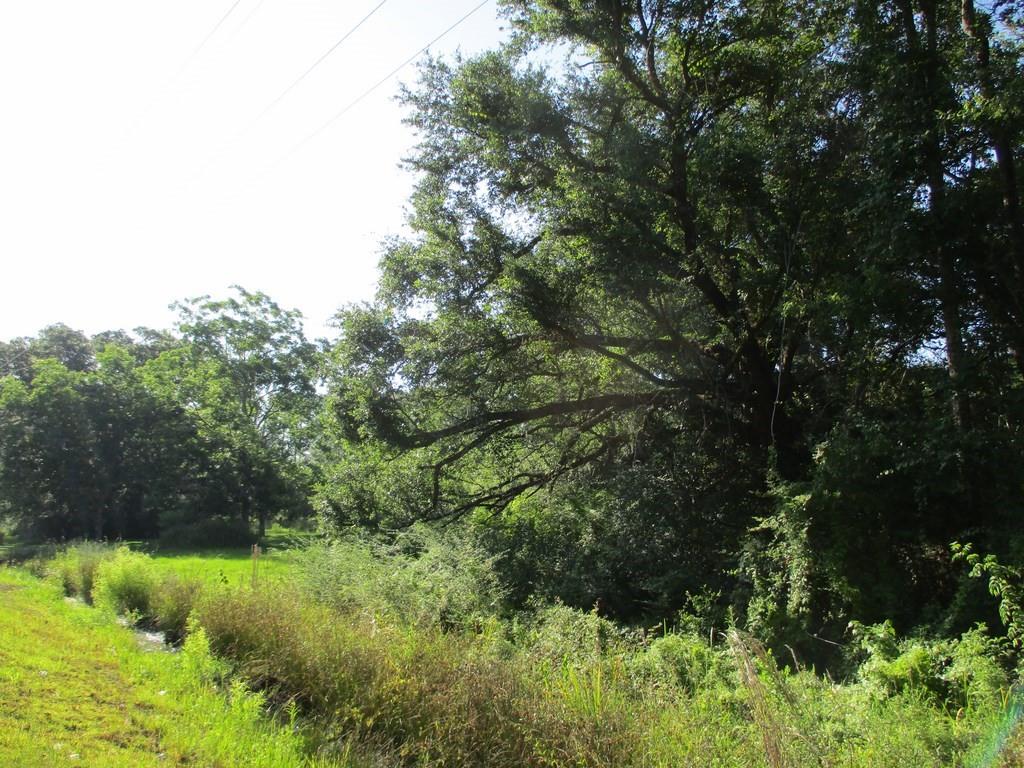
(319, 0, 1024, 660)
(2, 0, 1023, 673)
(32, 541, 1024, 767)
(0, 288, 319, 542)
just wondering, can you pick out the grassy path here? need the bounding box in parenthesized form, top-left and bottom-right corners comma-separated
(0, 572, 173, 766)
(0, 568, 327, 768)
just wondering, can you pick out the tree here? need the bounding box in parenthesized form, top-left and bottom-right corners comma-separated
(330, 0, 882, 521)
(0, 346, 190, 540)
(326, 0, 1024, 642)
(0, 307, 321, 543)
(148, 287, 321, 537)
(0, 324, 95, 381)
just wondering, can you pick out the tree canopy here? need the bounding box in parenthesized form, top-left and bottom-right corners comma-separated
(0, 289, 320, 544)
(322, 0, 1024, 652)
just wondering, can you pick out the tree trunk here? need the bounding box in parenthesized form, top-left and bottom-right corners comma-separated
(908, 0, 972, 429)
(240, 491, 252, 527)
(961, 0, 1024, 375)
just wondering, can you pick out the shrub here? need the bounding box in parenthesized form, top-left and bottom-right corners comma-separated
(196, 585, 385, 715)
(180, 617, 230, 687)
(953, 543, 1024, 649)
(522, 603, 629, 667)
(297, 524, 506, 630)
(48, 541, 117, 602)
(93, 547, 158, 620)
(852, 620, 1011, 709)
(24, 555, 51, 579)
(944, 626, 1010, 711)
(631, 632, 729, 695)
(194, 583, 639, 767)
(153, 573, 205, 644)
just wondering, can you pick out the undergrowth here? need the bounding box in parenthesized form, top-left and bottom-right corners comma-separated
(35, 540, 1024, 767)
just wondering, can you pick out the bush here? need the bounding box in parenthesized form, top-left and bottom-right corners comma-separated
(297, 524, 506, 630)
(852, 620, 1011, 709)
(57, 546, 205, 643)
(630, 632, 729, 695)
(180, 617, 230, 687)
(522, 603, 629, 667)
(93, 547, 158, 620)
(153, 573, 205, 644)
(944, 626, 1010, 711)
(48, 541, 117, 602)
(195, 583, 636, 766)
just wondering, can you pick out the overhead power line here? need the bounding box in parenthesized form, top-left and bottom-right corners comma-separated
(176, 0, 248, 79)
(291, 0, 491, 156)
(190, 0, 388, 181)
(196, 0, 492, 194)
(235, 0, 269, 36)
(250, 1, 389, 126)
(127, 0, 253, 140)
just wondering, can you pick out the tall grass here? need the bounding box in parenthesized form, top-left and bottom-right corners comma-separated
(48, 540, 117, 601)
(297, 525, 506, 631)
(93, 546, 159, 617)
(41, 541, 1023, 767)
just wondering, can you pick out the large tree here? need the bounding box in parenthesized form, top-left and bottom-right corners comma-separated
(0, 346, 191, 540)
(334, 0, 848, 499)
(326, 0, 1024, 641)
(148, 287, 321, 537)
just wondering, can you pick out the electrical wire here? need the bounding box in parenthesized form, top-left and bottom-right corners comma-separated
(192, 0, 492, 194)
(289, 0, 491, 157)
(188, 0, 390, 183)
(177, 0, 248, 78)
(249, 1, 389, 127)
(234, 0, 269, 37)
(126, 0, 253, 142)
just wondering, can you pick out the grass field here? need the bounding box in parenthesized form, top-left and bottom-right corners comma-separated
(149, 548, 297, 586)
(146, 526, 307, 586)
(0, 567, 334, 768)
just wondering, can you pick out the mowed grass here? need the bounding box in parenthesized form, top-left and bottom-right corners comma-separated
(0, 567, 335, 768)
(148, 525, 313, 585)
(0, 570, 171, 767)
(150, 548, 297, 586)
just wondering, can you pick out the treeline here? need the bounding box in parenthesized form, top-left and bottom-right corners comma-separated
(3, 0, 1024, 669)
(0, 289, 319, 543)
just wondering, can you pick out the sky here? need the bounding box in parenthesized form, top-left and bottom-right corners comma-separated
(0, 0, 508, 342)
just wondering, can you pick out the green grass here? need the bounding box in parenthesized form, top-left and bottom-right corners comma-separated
(147, 524, 312, 585)
(15, 541, 1024, 767)
(0, 567, 337, 767)
(149, 548, 298, 586)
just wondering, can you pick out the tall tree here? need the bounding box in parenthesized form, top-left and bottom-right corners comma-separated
(0, 347, 190, 540)
(326, 0, 1024, 642)
(149, 287, 321, 537)
(331, 0, 871, 514)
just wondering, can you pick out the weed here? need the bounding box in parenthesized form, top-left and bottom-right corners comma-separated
(153, 573, 204, 644)
(48, 541, 117, 601)
(93, 546, 159, 618)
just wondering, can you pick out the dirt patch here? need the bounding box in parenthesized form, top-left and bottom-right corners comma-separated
(0, 583, 23, 592)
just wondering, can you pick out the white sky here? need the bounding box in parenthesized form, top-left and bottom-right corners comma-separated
(0, 0, 508, 342)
